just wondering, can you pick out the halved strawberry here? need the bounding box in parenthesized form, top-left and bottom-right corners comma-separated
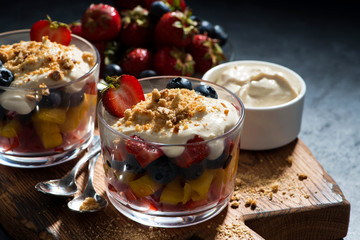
(30, 16, 72, 46)
(173, 135, 209, 168)
(101, 75, 145, 118)
(126, 135, 163, 168)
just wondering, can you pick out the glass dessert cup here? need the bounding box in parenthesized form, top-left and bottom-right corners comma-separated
(97, 76, 245, 228)
(0, 30, 100, 168)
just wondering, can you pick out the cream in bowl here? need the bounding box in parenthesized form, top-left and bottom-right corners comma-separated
(203, 60, 306, 150)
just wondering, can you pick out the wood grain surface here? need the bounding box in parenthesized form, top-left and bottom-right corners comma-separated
(0, 138, 350, 240)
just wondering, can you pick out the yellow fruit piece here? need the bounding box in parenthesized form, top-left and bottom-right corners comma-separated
(0, 120, 21, 138)
(115, 170, 136, 184)
(187, 170, 214, 201)
(39, 132, 63, 149)
(160, 178, 184, 205)
(129, 174, 162, 198)
(59, 94, 95, 132)
(182, 183, 192, 204)
(32, 121, 62, 149)
(32, 108, 66, 124)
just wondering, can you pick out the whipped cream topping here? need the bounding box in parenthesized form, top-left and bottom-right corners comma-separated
(112, 88, 239, 159)
(0, 37, 94, 114)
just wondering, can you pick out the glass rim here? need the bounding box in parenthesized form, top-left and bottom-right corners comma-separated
(0, 29, 100, 91)
(97, 76, 245, 147)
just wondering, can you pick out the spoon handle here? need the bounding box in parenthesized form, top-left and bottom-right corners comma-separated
(84, 152, 100, 196)
(68, 135, 101, 178)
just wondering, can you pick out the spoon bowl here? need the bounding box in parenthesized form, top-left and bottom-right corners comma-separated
(35, 136, 101, 197)
(68, 153, 108, 212)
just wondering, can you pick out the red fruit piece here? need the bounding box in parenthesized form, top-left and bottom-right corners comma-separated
(69, 21, 83, 37)
(30, 16, 72, 46)
(154, 46, 194, 76)
(154, 11, 196, 48)
(173, 135, 209, 168)
(119, 6, 152, 47)
(81, 3, 121, 42)
(188, 34, 225, 74)
(120, 48, 153, 77)
(126, 135, 164, 168)
(101, 75, 145, 118)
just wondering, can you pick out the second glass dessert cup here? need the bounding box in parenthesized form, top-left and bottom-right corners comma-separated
(97, 76, 245, 227)
(0, 30, 100, 168)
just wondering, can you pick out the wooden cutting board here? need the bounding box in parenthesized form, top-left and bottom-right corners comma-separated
(0, 138, 350, 240)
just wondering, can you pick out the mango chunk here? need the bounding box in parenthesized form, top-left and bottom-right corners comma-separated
(187, 170, 214, 201)
(129, 174, 162, 198)
(182, 183, 192, 204)
(39, 132, 63, 149)
(160, 178, 184, 205)
(32, 108, 66, 124)
(0, 120, 21, 138)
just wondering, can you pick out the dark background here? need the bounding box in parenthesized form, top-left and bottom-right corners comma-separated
(1, 0, 359, 239)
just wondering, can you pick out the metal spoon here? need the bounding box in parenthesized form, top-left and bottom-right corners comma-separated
(67, 152, 108, 212)
(35, 135, 101, 197)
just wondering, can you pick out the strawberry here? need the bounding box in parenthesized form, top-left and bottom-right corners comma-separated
(120, 48, 153, 77)
(126, 135, 164, 168)
(69, 21, 83, 37)
(188, 34, 225, 74)
(101, 75, 145, 118)
(30, 16, 72, 46)
(81, 3, 121, 42)
(154, 46, 194, 76)
(173, 135, 209, 168)
(154, 11, 196, 48)
(119, 6, 152, 47)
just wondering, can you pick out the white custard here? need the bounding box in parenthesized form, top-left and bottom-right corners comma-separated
(215, 65, 298, 107)
(0, 37, 94, 114)
(112, 88, 239, 159)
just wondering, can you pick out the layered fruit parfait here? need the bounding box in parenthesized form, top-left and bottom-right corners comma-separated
(0, 27, 99, 167)
(98, 75, 244, 227)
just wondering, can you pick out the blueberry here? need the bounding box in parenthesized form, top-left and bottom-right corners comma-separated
(198, 20, 215, 36)
(149, 1, 171, 20)
(60, 90, 85, 108)
(103, 63, 123, 79)
(190, 15, 202, 23)
(207, 154, 231, 169)
(212, 25, 228, 46)
(179, 160, 206, 180)
(166, 77, 192, 90)
(0, 67, 14, 87)
(124, 154, 144, 174)
(0, 60, 3, 68)
(195, 84, 218, 99)
(38, 91, 62, 108)
(146, 156, 178, 184)
(138, 69, 158, 78)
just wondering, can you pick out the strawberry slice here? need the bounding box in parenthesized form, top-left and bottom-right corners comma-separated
(173, 135, 209, 168)
(30, 16, 72, 46)
(126, 135, 163, 168)
(101, 75, 145, 118)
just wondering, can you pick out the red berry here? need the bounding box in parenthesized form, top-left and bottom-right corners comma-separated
(173, 135, 209, 167)
(188, 34, 225, 74)
(101, 75, 145, 118)
(69, 21, 83, 37)
(154, 46, 194, 76)
(120, 48, 153, 77)
(154, 11, 196, 48)
(30, 16, 72, 46)
(119, 6, 152, 47)
(81, 3, 121, 42)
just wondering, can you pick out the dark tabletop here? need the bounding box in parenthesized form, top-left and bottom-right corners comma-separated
(1, 0, 359, 239)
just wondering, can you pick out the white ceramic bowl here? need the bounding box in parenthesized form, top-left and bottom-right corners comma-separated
(203, 60, 306, 150)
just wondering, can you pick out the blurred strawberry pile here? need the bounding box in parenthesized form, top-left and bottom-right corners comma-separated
(70, 0, 229, 79)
